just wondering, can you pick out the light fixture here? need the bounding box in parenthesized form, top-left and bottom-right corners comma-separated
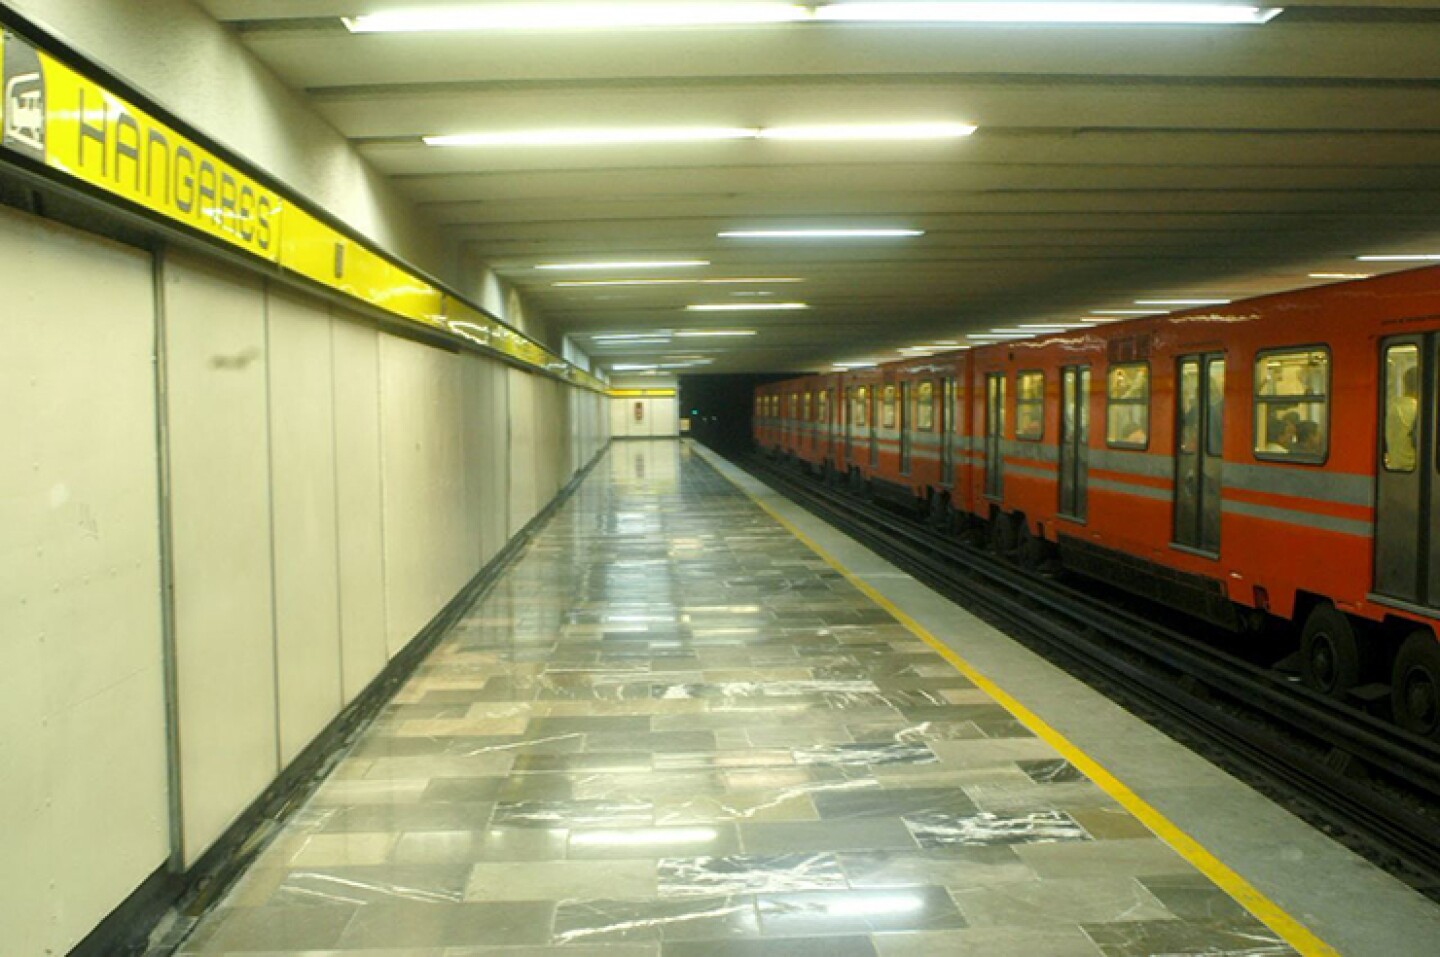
(348, 3, 1283, 33)
(538, 260, 708, 271)
(815, 3, 1283, 25)
(931, 340, 960, 346)
(429, 124, 977, 148)
(1356, 254, 1440, 262)
(1135, 298, 1230, 306)
(594, 339, 672, 346)
(612, 363, 659, 371)
(1090, 309, 1162, 316)
(553, 277, 803, 287)
(1017, 323, 1082, 330)
(347, 4, 810, 33)
(1309, 272, 1373, 280)
(833, 360, 879, 368)
(719, 228, 923, 239)
(590, 332, 673, 340)
(426, 127, 758, 147)
(674, 329, 758, 337)
(685, 303, 809, 311)
(759, 122, 976, 140)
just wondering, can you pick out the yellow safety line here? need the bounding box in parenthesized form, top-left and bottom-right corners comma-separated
(711, 457, 1339, 957)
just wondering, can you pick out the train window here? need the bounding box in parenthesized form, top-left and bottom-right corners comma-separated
(1383, 344, 1419, 473)
(818, 389, 830, 424)
(916, 381, 935, 430)
(1016, 371, 1045, 441)
(854, 387, 868, 427)
(1105, 363, 1150, 449)
(1254, 348, 1329, 463)
(883, 385, 897, 428)
(788, 394, 798, 419)
(803, 392, 812, 422)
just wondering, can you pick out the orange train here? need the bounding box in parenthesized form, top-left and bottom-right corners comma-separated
(755, 266, 1440, 740)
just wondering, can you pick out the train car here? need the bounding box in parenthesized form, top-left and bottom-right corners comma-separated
(857, 355, 975, 518)
(754, 266, 1440, 739)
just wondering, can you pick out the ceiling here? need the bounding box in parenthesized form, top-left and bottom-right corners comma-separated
(200, 1, 1440, 373)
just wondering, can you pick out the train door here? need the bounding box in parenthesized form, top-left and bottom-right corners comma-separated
(940, 377, 956, 483)
(1375, 336, 1438, 603)
(899, 381, 913, 474)
(1059, 366, 1091, 520)
(864, 385, 875, 466)
(846, 387, 858, 465)
(1174, 353, 1225, 554)
(985, 372, 1006, 499)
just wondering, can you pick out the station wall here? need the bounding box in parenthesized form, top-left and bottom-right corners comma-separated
(0, 205, 608, 957)
(610, 395, 681, 438)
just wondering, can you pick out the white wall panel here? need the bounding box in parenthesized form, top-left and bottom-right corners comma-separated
(461, 356, 496, 569)
(163, 249, 279, 864)
(507, 370, 539, 534)
(484, 357, 511, 563)
(331, 318, 389, 688)
(266, 289, 344, 763)
(0, 209, 169, 957)
(380, 337, 469, 656)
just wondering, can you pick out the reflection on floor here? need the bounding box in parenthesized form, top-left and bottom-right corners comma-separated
(179, 440, 1298, 956)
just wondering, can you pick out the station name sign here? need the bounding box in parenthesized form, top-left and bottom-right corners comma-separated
(0, 28, 606, 392)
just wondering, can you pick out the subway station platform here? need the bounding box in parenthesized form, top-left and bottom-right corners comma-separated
(176, 440, 1440, 957)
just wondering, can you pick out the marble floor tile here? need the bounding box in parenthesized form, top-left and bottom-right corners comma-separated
(1081, 917, 1300, 956)
(661, 937, 879, 956)
(180, 904, 356, 952)
(904, 809, 1091, 849)
(337, 900, 556, 948)
(466, 860, 658, 901)
(569, 825, 743, 860)
(838, 846, 1036, 890)
(952, 876, 1173, 927)
(553, 895, 762, 944)
(812, 786, 979, 821)
(755, 885, 966, 936)
(874, 926, 1105, 957)
(739, 819, 918, 854)
(657, 853, 849, 897)
(493, 799, 654, 828)
(654, 790, 820, 825)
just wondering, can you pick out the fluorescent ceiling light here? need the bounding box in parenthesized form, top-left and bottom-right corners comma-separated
(1017, 323, 1080, 330)
(815, 3, 1283, 25)
(685, 302, 809, 311)
(1090, 309, 1161, 315)
(834, 360, 879, 368)
(931, 340, 960, 346)
(1356, 254, 1440, 262)
(1135, 298, 1231, 306)
(612, 363, 659, 371)
(719, 229, 924, 239)
(674, 329, 758, 337)
(427, 127, 756, 147)
(759, 122, 976, 140)
(347, 4, 809, 33)
(591, 332, 673, 340)
(554, 277, 803, 287)
(348, 3, 1282, 33)
(1309, 272, 1373, 280)
(537, 260, 708, 271)
(429, 123, 977, 148)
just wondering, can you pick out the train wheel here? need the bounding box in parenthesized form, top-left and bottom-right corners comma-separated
(1015, 519, 1047, 569)
(1300, 605, 1362, 697)
(988, 512, 1016, 555)
(1392, 631, 1440, 741)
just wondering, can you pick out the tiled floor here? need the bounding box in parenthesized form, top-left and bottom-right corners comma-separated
(178, 440, 1301, 957)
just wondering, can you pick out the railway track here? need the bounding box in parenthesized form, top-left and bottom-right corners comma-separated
(738, 451, 1440, 901)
